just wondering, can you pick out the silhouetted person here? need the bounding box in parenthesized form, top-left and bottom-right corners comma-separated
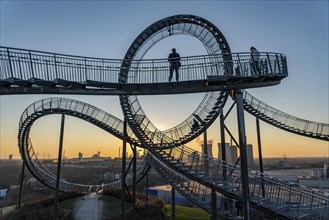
(191, 119, 199, 131)
(236, 201, 243, 216)
(168, 48, 181, 82)
(250, 46, 260, 75)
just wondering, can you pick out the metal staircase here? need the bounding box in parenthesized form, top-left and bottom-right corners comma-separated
(18, 97, 329, 219)
(18, 97, 143, 192)
(150, 146, 329, 220)
(243, 90, 329, 141)
(119, 91, 228, 149)
(7, 12, 328, 220)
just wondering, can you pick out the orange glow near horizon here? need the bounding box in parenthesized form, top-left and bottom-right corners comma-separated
(1, 112, 328, 160)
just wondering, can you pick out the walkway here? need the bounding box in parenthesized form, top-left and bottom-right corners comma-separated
(73, 192, 103, 220)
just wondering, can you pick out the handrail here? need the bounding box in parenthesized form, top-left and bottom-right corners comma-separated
(243, 90, 329, 140)
(18, 97, 329, 219)
(154, 145, 329, 219)
(0, 46, 287, 85)
(120, 92, 228, 148)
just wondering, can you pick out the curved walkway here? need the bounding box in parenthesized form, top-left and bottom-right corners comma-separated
(0, 47, 287, 95)
(243, 90, 329, 141)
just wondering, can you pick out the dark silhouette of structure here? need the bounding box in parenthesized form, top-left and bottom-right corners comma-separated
(2, 14, 328, 220)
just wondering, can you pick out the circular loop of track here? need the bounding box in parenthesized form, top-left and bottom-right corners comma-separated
(119, 14, 231, 147)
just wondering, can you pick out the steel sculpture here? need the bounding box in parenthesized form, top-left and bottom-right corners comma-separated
(2, 14, 328, 220)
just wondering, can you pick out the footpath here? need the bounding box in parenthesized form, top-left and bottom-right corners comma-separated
(73, 192, 103, 220)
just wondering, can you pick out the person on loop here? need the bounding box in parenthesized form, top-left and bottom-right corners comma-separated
(250, 46, 260, 75)
(191, 119, 199, 132)
(168, 48, 181, 82)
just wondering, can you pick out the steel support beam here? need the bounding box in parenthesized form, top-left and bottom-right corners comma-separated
(171, 187, 176, 220)
(203, 130, 208, 155)
(203, 131, 209, 176)
(220, 110, 229, 214)
(131, 145, 137, 220)
(220, 111, 227, 182)
(211, 189, 217, 220)
(224, 124, 240, 149)
(146, 172, 149, 206)
(235, 89, 251, 220)
(121, 118, 127, 220)
(17, 161, 25, 209)
(256, 118, 265, 197)
(54, 114, 65, 217)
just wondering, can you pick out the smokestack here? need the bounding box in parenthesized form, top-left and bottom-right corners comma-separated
(201, 144, 213, 158)
(246, 144, 255, 167)
(218, 143, 232, 162)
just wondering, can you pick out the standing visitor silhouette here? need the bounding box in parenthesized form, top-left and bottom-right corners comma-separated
(191, 119, 199, 132)
(250, 46, 260, 75)
(168, 48, 181, 82)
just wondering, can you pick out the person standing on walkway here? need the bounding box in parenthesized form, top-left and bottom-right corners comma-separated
(250, 46, 260, 75)
(191, 119, 199, 132)
(168, 48, 181, 82)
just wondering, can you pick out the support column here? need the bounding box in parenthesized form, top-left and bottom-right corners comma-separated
(203, 131, 208, 155)
(121, 119, 127, 220)
(220, 111, 227, 182)
(203, 131, 209, 176)
(235, 90, 251, 220)
(256, 118, 265, 197)
(171, 187, 176, 220)
(211, 189, 217, 220)
(220, 111, 228, 214)
(18, 161, 25, 209)
(146, 172, 149, 206)
(131, 145, 136, 220)
(54, 114, 65, 217)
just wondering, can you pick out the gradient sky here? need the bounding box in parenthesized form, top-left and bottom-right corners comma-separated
(0, 1, 328, 160)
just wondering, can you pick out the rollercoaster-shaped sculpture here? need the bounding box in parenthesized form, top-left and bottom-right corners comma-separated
(1, 14, 328, 219)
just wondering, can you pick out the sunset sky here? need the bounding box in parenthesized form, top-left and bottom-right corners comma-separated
(0, 1, 328, 160)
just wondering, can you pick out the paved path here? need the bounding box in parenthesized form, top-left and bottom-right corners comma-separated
(73, 192, 103, 220)
(0, 204, 16, 216)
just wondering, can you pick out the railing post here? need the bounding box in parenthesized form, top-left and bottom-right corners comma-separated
(237, 53, 242, 76)
(152, 60, 155, 83)
(186, 57, 190, 80)
(54, 114, 65, 218)
(203, 56, 207, 79)
(309, 190, 315, 216)
(275, 54, 281, 73)
(101, 59, 105, 82)
(29, 51, 35, 78)
(267, 53, 273, 74)
(54, 54, 58, 79)
(275, 185, 281, 210)
(297, 193, 302, 218)
(6, 48, 14, 78)
(280, 54, 285, 73)
(18, 56, 23, 79)
(84, 57, 88, 81)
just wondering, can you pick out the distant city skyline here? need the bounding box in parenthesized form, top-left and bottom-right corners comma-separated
(0, 1, 328, 159)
